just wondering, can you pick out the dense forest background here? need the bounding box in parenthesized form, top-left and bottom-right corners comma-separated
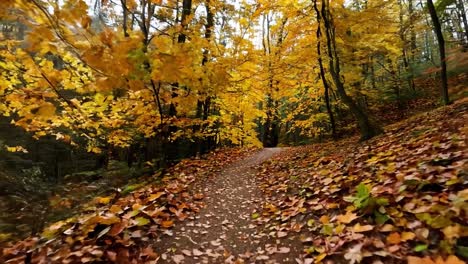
(0, 0, 467, 245)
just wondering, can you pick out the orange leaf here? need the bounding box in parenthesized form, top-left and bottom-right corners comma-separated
(319, 215, 330, 224)
(407, 256, 435, 264)
(387, 232, 401, 245)
(161, 220, 174, 228)
(441, 256, 465, 264)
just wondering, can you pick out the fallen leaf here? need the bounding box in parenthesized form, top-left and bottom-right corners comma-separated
(172, 254, 185, 263)
(148, 191, 165, 201)
(277, 247, 290, 253)
(277, 231, 288, 238)
(387, 232, 401, 245)
(344, 243, 363, 264)
(193, 248, 204, 256)
(401, 232, 416, 241)
(181, 249, 192, 256)
(352, 223, 374, 233)
(337, 211, 358, 224)
(319, 215, 330, 224)
(135, 217, 150, 226)
(444, 255, 465, 264)
(407, 256, 435, 264)
(108, 220, 127, 237)
(314, 253, 327, 263)
(161, 220, 174, 228)
(210, 240, 221, 246)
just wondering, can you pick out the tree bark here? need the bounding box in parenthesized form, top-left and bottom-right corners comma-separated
(320, 0, 383, 140)
(456, 0, 468, 46)
(313, 0, 337, 139)
(427, 0, 450, 105)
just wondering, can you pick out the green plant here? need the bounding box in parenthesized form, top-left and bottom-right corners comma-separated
(344, 183, 390, 224)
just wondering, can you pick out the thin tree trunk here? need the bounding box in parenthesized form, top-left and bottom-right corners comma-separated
(427, 0, 450, 105)
(313, 0, 337, 139)
(120, 0, 129, 37)
(456, 0, 468, 45)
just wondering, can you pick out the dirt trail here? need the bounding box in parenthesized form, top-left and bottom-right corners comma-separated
(153, 148, 299, 263)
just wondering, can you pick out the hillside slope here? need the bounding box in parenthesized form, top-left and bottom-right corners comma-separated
(0, 99, 466, 264)
(255, 98, 467, 263)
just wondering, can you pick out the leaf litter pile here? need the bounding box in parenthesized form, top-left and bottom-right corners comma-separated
(0, 100, 467, 264)
(255, 99, 467, 263)
(0, 148, 257, 263)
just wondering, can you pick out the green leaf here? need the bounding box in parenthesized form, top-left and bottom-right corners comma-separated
(251, 213, 260, 219)
(356, 183, 370, 198)
(320, 224, 333, 236)
(455, 246, 468, 259)
(376, 197, 389, 206)
(374, 211, 390, 225)
(135, 217, 150, 226)
(414, 244, 428, 252)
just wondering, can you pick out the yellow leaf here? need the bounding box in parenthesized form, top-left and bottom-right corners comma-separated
(97, 196, 111, 205)
(401, 232, 416, 241)
(109, 205, 123, 214)
(336, 211, 358, 224)
(315, 253, 327, 263)
(442, 225, 460, 240)
(135, 217, 150, 226)
(352, 223, 374, 233)
(148, 191, 165, 202)
(37, 103, 56, 117)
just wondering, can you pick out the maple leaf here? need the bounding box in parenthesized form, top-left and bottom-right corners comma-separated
(344, 244, 363, 264)
(336, 211, 359, 224)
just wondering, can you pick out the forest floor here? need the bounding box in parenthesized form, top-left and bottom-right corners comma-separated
(1, 98, 467, 263)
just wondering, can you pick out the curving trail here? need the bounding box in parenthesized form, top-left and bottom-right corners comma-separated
(153, 148, 300, 263)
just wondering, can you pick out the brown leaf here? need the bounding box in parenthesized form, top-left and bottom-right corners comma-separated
(194, 193, 204, 200)
(108, 220, 127, 237)
(277, 231, 288, 238)
(172, 254, 185, 263)
(193, 248, 204, 256)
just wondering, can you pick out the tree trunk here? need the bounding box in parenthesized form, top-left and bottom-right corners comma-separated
(313, 0, 337, 139)
(320, 0, 383, 140)
(456, 0, 468, 46)
(427, 0, 450, 105)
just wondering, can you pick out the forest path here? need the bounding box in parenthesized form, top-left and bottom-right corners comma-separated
(153, 148, 300, 263)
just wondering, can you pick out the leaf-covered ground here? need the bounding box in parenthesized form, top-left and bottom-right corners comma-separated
(0, 147, 258, 263)
(254, 98, 467, 263)
(1, 99, 467, 264)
